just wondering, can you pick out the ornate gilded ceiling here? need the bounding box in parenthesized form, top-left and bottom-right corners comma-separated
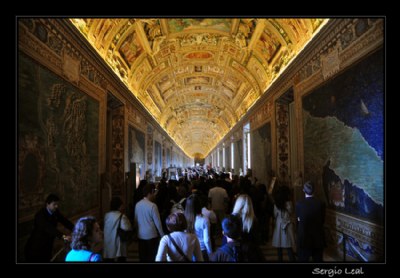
(70, 18, 327, 157)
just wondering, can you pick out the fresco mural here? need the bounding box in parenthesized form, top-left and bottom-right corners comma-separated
(167, 19, 231, 33)
(18, 53, 99, 219)
(255, 28, 281, 63)
(302, 49, 383, 225)
(251, 122, 272, 186)
(119, 31, 143, 67)
(128, 125, 145, 165)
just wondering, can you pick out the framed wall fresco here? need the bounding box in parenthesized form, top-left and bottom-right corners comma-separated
(128, 125, 145, 179)
(302, 48, 383, 225)
(18, 53, 99, 220)
(128, 125, 145, 165)
(251, 122, 272, 186)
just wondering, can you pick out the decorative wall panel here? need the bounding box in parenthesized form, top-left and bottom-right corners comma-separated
(111, 106, 124, 195)
(276, 102, 290, 182)
(147, 125, 154, 168)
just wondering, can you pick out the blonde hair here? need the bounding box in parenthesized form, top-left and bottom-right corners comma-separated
(232, 194, 255, 233)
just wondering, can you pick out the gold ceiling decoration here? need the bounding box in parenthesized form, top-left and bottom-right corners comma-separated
(70, 18, 327, 158)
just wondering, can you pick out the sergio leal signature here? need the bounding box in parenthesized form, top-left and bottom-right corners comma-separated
(312, 267, 364, 276)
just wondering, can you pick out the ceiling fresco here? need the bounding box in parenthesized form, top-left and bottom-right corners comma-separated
(70, 18, 327, 158)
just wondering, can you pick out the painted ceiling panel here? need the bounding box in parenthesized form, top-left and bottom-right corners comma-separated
(70, 18, 327, 158)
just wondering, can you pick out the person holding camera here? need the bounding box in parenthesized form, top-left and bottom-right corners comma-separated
(25, 194, 74, 262)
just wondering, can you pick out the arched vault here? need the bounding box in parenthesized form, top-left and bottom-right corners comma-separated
(70, 18, 327, 157)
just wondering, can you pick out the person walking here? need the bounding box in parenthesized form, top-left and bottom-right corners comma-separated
(134, 183, 164, 262)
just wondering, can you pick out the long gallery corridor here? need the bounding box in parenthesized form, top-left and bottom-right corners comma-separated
(17, 17, 384, 265)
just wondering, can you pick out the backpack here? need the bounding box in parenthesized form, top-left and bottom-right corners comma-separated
(170, 198, 186, 214)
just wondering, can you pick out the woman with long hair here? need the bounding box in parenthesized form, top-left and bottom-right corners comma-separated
(271, 185, 296, 261)
(65, 216, 103, 262)
(231, 194, 261, 245)
(184, 194, 212, 260)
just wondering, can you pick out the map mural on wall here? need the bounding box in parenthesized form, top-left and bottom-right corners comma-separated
(302, 49, 383, 225)
(18, 53, 99, 219)
(128, 125, 145, 165)
(251, 122, 272, 186)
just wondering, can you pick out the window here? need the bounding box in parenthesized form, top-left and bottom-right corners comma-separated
(243, 122, 251, 173)
(231, 142, 234, 171)
(222, 144, 226, 168)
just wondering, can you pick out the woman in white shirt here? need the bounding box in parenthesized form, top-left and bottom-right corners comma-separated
(155, 212, 203, 262)
(103, 196, 132, 262)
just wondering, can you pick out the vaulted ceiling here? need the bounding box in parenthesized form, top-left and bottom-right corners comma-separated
(70, 18, 327, 158)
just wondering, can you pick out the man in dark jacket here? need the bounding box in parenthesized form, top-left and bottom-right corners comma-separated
(296, 182, 326, 262)
(210, 214, 265, 262)
(25, 194, 74, 262)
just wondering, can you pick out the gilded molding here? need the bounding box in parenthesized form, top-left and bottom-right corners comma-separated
(249, 100, 273, 130)
(19, 25, 63, 72)
(295, 70, 324, 97)
(340, 20, 383, 70)
(62, 51, 81, 84)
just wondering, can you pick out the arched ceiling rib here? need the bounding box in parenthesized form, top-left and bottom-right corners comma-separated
(71, 18, 327, 158)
